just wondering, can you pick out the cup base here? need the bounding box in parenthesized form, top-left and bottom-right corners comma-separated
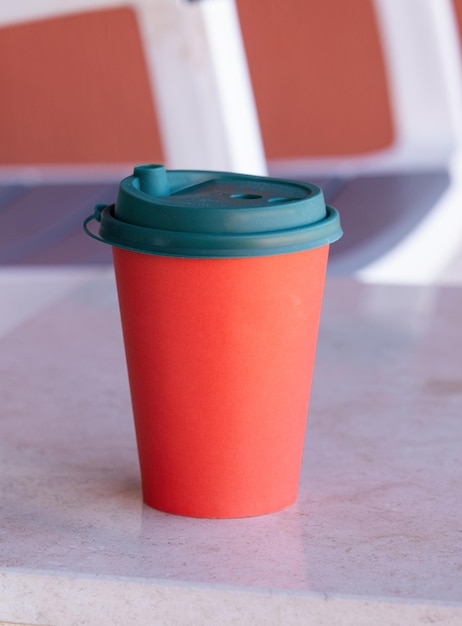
(141, 492, 298, 519)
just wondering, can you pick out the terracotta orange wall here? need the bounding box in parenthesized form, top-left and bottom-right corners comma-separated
(236, 0, 394, 159)
(0, 8, 163, 164)
(454, 0, 462, 40)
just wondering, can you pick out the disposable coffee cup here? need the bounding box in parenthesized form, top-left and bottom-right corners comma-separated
(84, 164, 342, 518)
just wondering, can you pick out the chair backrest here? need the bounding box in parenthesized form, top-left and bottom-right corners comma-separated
(1, 0, 462, 177)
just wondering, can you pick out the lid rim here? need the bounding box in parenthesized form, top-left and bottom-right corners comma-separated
(97, 204, 342, 258)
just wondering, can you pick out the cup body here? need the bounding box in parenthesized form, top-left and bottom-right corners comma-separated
(112, 244, 329, 518)
(83, 164, 342, 517)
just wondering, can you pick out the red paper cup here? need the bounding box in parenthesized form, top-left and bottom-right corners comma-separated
(84, 164, 342, 517)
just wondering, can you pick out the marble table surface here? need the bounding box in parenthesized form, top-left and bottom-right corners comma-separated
(1, 267, 461, 625)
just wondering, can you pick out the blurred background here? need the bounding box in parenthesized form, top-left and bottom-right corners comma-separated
(1, 0, 462, 282)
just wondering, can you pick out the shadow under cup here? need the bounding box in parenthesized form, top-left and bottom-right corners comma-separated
(83, 164, 342, 518)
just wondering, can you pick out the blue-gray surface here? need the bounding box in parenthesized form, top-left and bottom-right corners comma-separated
(0, 171, 449, 270)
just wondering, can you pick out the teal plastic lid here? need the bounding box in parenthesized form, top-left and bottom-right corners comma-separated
(84, 164, 342, 258)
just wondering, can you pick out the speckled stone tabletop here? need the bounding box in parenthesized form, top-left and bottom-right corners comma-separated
(1, 269, 461, 625)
